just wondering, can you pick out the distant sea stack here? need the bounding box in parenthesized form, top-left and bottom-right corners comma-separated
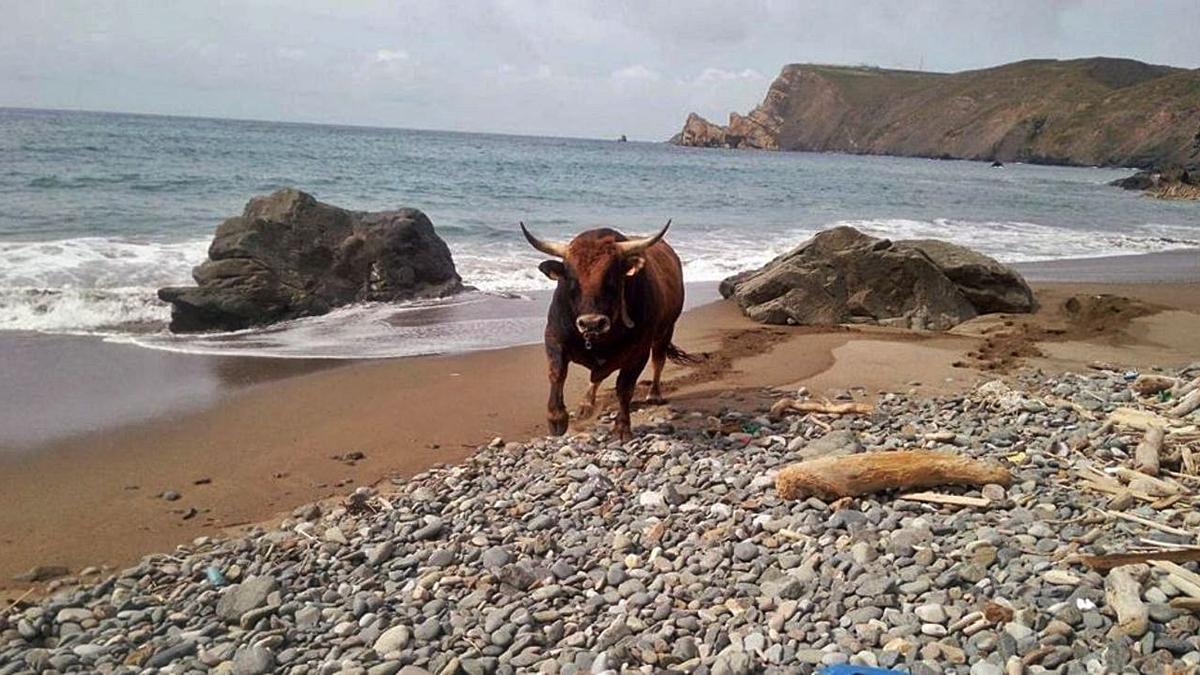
(670, 57, 1200, 169)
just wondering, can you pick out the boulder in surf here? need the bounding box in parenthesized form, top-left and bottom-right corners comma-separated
(158, 189, 463, 332)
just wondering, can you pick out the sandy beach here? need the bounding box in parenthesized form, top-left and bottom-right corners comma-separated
(1, 251, 1197, 597)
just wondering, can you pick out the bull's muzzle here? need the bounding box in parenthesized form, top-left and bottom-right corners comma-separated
(575, 314, 611, 341)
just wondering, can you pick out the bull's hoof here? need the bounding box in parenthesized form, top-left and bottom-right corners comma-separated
(575, 402, 596, 419)
(548, 411, 569, 436)
(643, 395, 667, 406)
(614, 425, 633, 443)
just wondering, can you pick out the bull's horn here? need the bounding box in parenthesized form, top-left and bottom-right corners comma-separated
(520, 221, 568, 258)
(616, 219, 672, 257)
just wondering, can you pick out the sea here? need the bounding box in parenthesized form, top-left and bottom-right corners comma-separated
(2, 107, 1198, 359)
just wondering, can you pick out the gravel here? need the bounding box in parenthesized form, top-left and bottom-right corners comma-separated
(3, 365, 1200, 673)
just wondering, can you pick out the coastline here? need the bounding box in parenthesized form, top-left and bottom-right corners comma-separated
(1, 250, 1198, 595)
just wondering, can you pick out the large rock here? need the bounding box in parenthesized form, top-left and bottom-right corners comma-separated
(158, 189, 463, 332)
(720, 226, 1034, 330)
(895, 239, 1036, 313)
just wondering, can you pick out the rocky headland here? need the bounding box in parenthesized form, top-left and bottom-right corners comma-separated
(670, 58, 1200, 171)
(158, 190, 463, 332)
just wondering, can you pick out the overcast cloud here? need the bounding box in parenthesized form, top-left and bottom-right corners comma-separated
(2, 1, 1198, 139)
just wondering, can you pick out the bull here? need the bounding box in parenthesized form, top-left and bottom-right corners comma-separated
(520, 220, 695, 441)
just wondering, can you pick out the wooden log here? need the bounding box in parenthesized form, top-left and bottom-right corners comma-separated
(1134, 426, 1165, 476)
(1132, 374, 1178, 396)
(775, 450, 1011, 501)
(1105, 565, 1149, 637)
(1077, 548, 1200, 572)
(1169, 389, 1200, 418)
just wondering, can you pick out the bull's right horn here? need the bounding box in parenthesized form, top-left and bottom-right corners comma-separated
(520, 222, 568, 258)
(616, 219, 672, 257)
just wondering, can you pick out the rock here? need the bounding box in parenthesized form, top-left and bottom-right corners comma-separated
(712, 647, 756, 675)
(413, 617, 441, 641)
(733, 541, 758, 562)
(159, 189, 463, 332)
(13, 564, 69, 582)
(231, 645, 275, 675)
(794, 429, 862, 460)
(894, 239, 1036, 313)
(374, 625, 412, 654)
(720, 227, 985, 329)
(481, 546, 512, 569)
(215, 576, 278, 623)
(668, 112, 777, 151)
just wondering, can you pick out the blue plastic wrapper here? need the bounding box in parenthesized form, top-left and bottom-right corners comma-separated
(205, 565, 227, 587)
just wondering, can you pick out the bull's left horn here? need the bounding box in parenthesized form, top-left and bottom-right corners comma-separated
(616, 219, 672, 257)
(520, 222, 568, 258)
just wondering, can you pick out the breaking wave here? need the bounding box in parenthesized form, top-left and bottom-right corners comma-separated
(0, 219, 1195, 357)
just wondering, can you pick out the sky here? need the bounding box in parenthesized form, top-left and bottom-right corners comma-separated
(2, 1, 1198, 140)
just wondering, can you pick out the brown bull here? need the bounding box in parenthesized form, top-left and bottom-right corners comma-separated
(521, 220, 695, 441)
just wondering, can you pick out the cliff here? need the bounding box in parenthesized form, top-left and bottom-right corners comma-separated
(670, 58, 1200, 169)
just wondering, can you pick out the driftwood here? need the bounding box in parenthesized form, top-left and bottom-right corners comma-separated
(1105, 509, 1194, 539)
(899, 492, 991, 508)
(1134, 426, 1165, 476)
(1132, 374, 1178, 396)
(1149, 560, 1200, 599)
(775, 450, 1011, 501)
(1175, 376, 1200, 398)
(1078, 548, 1200, 572)
(1169, 389, 1200, 418)
(1114, 467, 1180, 497)
(1105, 565, 1149, 637)
(1110, 407, 1172, 431)
(769, 398, 874, 419)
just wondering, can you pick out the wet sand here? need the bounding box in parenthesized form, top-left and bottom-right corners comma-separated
(1, 254, 1198, 595)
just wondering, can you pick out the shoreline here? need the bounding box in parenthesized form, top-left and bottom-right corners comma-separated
(1, 251, 1198, 594)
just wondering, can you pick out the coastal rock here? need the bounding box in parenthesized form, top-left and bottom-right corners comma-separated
(158, 189, 463, 332)
(720, 227, 972, 329)
(721, 226, 1034, 328)
(895, 239, 1036, 313)
(1111, 165, 1200, 200)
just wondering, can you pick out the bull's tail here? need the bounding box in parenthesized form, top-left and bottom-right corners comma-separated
(663, 342, 702, 365)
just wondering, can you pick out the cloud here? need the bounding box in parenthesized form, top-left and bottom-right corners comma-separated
(611, 65, 661, 82)
(1, 1, 1197, 139)
(375, 49, 409, 64)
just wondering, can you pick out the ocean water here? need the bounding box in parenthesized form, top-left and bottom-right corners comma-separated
(2, 107, 1198, 358)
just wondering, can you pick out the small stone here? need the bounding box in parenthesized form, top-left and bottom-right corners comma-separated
(733, 541, 758, 562)
(374, 625, 411, 654)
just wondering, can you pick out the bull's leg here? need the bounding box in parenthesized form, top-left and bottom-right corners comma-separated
(645, 339, 669, 405)
(614, 353, 650, 442)
(644, 327, 677, 404)
(546, 343, 569, 436)
(576, 378, 600, 419)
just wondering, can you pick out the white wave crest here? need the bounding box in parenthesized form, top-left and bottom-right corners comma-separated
(0, 237, 207, 288)
(0, 286, 169, 332)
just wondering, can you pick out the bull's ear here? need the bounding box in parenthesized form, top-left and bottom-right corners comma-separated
(625, 256, 646, 277)
(539, 260, 566, 281)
